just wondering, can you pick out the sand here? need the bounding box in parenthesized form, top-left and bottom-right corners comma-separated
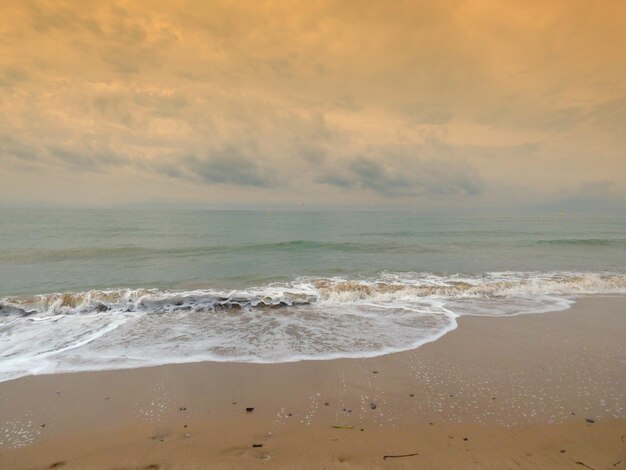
(1, 296, 625, 469)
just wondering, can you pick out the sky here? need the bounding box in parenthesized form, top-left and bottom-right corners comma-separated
(1, 0, 625, 209)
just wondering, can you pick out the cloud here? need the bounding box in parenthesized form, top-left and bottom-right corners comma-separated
(400, 102, 453, 125)
(319, 145, 483, 198)
(0, 0, 624, 206)
(47, 144, 127, 172)
(0, 135, 37, 161)
(0, 67, 29, 88)
(157, 147, 274, 188)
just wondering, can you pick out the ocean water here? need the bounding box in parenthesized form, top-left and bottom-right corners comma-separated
(1, 208, 625, 382)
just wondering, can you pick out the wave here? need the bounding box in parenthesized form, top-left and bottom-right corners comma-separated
(2, 271, 625, 317)
(0, 241, 434, 263)
(537, 238, 626, 246)
(1, 271, 625, 383)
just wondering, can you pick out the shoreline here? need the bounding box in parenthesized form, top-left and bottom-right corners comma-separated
(1, 296, 625, 468)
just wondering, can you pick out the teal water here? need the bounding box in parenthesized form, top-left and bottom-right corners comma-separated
(1, 208, 625, 382)
(1, 208, 625, 296)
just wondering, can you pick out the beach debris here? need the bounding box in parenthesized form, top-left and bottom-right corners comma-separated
(179, 407, 187, 411)
(370, 402, 377, 410)
(252, 444, 263, 448)
(48, 462, 66, 469)
(324, 402, 329, 406)
(383, 452, 418, 460)
(585, 418, 595, 424)
(409, 394, 415, 397)
(150, 432, 169, 442)
(575, 462, 596, 470)
(373, 371, 379, 374)
(560, 449, 566, 453)
(332, 425, 354, 430)
(246, 407, 255, 412)
(41, 424, 46, 428)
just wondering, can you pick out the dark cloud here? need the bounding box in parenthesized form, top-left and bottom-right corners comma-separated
(0, 135, 37, 161)
(319, 148, 482, 198)
(158, 147, 274, 188)
(348, 157, 414, 196)
(48, 144, 126, 172)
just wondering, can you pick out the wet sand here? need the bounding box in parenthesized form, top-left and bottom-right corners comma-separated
(1, 296, 625, 469)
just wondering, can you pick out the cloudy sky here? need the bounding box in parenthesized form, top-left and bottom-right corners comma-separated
(1, 0, 624, 208)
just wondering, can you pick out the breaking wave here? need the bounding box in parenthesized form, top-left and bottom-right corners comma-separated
(1, 271, 625, 383)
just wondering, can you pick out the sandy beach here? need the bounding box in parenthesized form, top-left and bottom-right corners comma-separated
(1, 296, 625, 469)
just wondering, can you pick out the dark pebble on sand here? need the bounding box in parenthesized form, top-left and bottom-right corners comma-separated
(491, 397, 496, 400)
(409, 394, 415, 397)
(370, 403, 377, 410)
(184, 425, 187, 428)
(288, 413, 292, 417)
(179, 407, 187, 411)
(585, 418, 595, 424)
(252, 444, 263, 448)
(324, 402, 329, 406)
(246, 407, 255, 412)
(373, 371, 379, 374)
(560, 449, 566, 453)
(360, 428, 364, 432)
(41, 424, 46, 427)
(463, 438, 468, 441)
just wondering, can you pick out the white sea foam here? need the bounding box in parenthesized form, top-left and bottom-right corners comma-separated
(0, 272, 625, 382)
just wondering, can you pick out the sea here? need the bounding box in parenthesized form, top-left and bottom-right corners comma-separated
(1, 207, 625, 382)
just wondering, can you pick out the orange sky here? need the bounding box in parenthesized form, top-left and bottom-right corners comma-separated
(1, 0, 625, 208)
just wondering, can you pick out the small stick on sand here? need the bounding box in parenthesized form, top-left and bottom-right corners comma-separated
(383, 452, 418, 460)
(575, 462, 595, 470)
